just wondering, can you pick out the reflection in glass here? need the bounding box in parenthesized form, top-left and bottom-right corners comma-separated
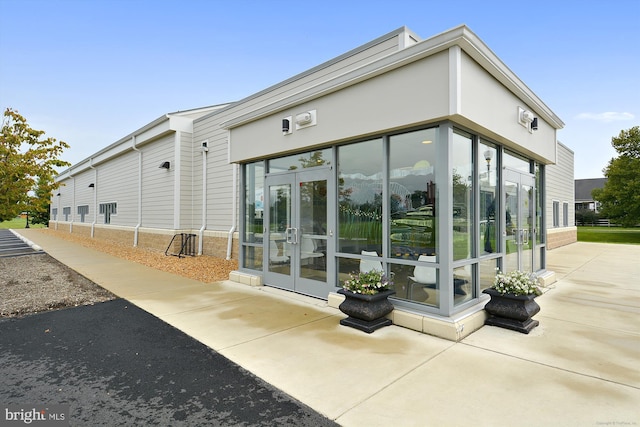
(243, 246, 263, 270)
(243, 162, 264, 272)
(479, 141, 498, 255)
(521, 183, 533, 272)
(535, 164, 543, 245)
(504, 179, 519, 273)
(452, 131, 473, 260)
(504, 150, 531, 173)
(338, 139, 383, 255)
(244, 161, 264, 244)
(268, 184, 291, 275)
(389, 128, 438, 260)
(390, 261, 438, 308)
(479, 258, 499, 293)
(269, 149, 332, 173)
(453, 264, 473, 306)
(299, 179, 327, 282)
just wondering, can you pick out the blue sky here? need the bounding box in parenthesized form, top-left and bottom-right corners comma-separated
(1, 0, 638, 179)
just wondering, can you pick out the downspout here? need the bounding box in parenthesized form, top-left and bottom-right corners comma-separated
(198, 141, 208, 255)
(69, 171, 75, 233)
(226, 163, 237, 260)
(132, 136, 142, 246)
(89, 158, 97, 238)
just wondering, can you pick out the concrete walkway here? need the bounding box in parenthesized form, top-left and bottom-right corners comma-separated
(15, 230, 640, 426)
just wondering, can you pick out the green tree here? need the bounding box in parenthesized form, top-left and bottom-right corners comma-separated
(0, 108, 70, 222)
(592, 126, 640, 227)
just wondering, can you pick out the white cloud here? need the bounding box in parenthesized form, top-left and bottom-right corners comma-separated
(575, 112, 635, 122)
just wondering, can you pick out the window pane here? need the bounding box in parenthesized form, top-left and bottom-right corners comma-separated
(504, 150, 531, 173)
(480, 141, 498, 255)
(338, 139, 383, 255)
(453, 264, 473, 306)
(536, 164, 544, 244)
(243, 246, 263, 270)
(391, 260, 438, 308)
(479, 258, 499, 293)
(244, 162, 264, 244)
(269, 149, 332, 173)
(389, 128, 438, 260)
(452, 131, 473, 260)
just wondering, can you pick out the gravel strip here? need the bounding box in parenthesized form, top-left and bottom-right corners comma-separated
(0, 253, 115, 318)
(1, 229, 238, 318)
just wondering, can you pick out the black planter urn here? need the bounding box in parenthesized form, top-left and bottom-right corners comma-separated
(337, 289, 395, 333)
(483, 288, 540, 334)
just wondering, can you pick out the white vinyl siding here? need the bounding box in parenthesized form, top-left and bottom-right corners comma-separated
(546, 143, 574, 230)
(141, 134, 176, 229)
(74, 170, 96, 223)
(96, 151, 138, 226)
(179, 131, 195, 229)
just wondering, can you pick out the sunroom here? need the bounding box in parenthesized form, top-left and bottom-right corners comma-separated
(225, 25, 563, 339)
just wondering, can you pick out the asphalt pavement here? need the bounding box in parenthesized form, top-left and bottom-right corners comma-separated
(6, 229, 640, 426)
(0, 297, 337, 426)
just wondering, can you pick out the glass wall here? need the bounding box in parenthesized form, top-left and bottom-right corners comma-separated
(389, 129, 438, 260)
(337, 139, 383, 256)
(243, 161, 265, 270)
(452, 131, 473, 261)
(239, 122, 547, 316)
(504, 150, 531, 173)
(479, 257, 499, 293)
(269, 149, 332, 172)
(479, 141, 498, 255)
(388, 128, 439, 307)
(535, 163, 544, 271)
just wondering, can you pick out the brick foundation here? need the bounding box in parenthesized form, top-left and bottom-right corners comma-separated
(46, 222, 239, 259)
(547, 227, 577, 250)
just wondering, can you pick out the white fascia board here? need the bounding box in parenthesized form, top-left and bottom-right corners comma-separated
(55, 114, 171, 179)
(204, 27, 412, 126)
(455, 27, 564, 129)
(221, 25, 563, 131)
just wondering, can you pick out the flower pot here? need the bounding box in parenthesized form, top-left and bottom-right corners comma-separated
(483, 288, 540, 334)
(337, 289, 395, 333)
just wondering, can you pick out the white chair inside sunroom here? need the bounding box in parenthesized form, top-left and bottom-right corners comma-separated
(269, 242, 289, 265)
(359, 250, 383, 273)
(300, 236, 325, 267)
(408, 254, 437, 300)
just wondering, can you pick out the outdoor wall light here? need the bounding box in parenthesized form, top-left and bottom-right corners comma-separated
(282, 117, 292, 135)
(56, 192, 61, 196)
(88, 183, 95, 188)
(531, 117, 538, 131)
(159, 161, 171, 169)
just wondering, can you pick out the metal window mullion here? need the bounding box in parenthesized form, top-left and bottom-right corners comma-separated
(439, 123, 454, 316)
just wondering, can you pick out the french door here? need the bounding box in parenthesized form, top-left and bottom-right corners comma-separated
(264, 169, 333, 298)
(503, 169, 535, 273)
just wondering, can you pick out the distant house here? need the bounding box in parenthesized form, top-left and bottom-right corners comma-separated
(575, 178, 607, 213)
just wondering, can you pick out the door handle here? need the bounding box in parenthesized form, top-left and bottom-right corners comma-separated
(286, 227, 298, 245)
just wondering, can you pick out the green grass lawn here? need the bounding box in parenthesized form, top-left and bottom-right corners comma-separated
(577, 226, 640, 245)
(0, 217, 46, 229)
